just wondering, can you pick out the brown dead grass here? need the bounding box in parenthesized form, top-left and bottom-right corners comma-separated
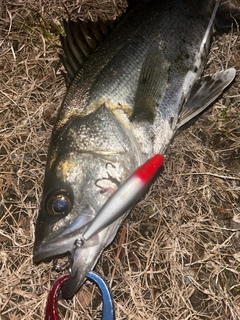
(0, 0, 240, 319)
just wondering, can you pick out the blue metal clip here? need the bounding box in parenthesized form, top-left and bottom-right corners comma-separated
(45, 271, 115, 320)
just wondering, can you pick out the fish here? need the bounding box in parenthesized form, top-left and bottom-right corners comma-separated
(33, 0, 238, 299)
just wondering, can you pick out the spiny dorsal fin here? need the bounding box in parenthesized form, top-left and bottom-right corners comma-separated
(131, 46, 170, 123)
(60, 19, 117, 87)
(177, 68, 236, 130)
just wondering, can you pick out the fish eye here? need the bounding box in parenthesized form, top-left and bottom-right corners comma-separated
(45, 189, 73, 216)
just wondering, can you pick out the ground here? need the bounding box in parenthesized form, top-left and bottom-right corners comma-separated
(0, 1, 240, 319)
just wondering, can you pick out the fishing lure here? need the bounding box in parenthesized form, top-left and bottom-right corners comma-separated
(83, 154, 164, 241)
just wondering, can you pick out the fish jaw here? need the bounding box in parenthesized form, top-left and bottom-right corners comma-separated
(33, 206, 96, 262)
(60, 218, 124, 299)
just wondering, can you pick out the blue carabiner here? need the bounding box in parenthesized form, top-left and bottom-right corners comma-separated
(87, 272, 115, 320)
(45, 271, 115, 320)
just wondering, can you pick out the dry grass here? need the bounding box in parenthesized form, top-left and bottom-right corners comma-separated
(0, 0, 240, 319)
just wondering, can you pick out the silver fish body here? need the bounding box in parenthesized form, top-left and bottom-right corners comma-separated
(34, 0, 236, 298)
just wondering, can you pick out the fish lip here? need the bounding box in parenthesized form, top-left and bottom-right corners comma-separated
(33, 227, 85, 263)
(33, 235, 73, 263)
(34, 233, 101, 298)
(33, 221, 100, 263)
(33, 211, 95, 263)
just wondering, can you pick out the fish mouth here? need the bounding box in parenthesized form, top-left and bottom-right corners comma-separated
(34, 230, 101, 299)
(61, 210, 129, 299)
(33, 213, 95, 263)
(33, 206, 104, 299)
(34, 225, 111, 299)
(33, 230, 87, 263)
(61, 222, 119, 299)
(34, 203, 133, 299)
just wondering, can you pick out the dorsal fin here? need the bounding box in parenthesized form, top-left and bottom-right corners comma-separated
(60, 19, 117, 86)
(131, 46, 170, 123)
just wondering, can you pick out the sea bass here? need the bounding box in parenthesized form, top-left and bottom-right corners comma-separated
(33, 0, 236, 298)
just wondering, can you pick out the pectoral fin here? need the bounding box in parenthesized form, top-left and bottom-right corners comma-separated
(132, 46, 170, 122)
(177, 68, 236, 130)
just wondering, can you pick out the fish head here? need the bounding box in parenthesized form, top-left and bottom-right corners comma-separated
(34, 104, 143, 298)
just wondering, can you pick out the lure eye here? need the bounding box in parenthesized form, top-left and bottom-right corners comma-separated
(46, 189, 73, 216)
